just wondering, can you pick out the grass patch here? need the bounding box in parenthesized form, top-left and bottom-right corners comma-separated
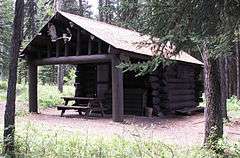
(37, 85, 74, 108)
(0, 123, 239, 158)
(227, 96, 240, 119)
(0, 80, 75, 108)
(199, 95, 240, 119)
(0, 80, 74, 116)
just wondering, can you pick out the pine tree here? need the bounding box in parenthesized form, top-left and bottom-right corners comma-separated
(115, 0, 140, 29)
(3, 0, 24, 154)
(0, 0, 14, 79)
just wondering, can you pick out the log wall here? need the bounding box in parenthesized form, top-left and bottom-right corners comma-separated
(75, 64, 97, 97)
(74, 62, 203, 116)
(103, 71, 148, 116)
(164, 63, 203, 111)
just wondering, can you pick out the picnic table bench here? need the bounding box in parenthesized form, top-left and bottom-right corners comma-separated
(57, 97, 105, 117)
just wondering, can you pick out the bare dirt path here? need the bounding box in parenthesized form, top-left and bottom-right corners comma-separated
(0, 102, 240, 146)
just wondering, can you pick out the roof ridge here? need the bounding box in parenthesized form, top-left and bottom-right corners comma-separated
(58, 11, 140, 35)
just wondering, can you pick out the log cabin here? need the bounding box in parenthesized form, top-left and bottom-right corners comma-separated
(21, 11, 204, 122)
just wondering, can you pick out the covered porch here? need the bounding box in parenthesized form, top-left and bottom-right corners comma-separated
(22, 11, 136, 122)
(28, 51, 125, 122)
(21, 11, 204, 123)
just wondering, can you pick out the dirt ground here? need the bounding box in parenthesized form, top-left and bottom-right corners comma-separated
(0, 102, 240, 146)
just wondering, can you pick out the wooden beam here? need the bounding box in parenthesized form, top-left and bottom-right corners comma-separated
(64, 43, 68, 56)
(98, 40, 102, 54)
(47, 43, 51, 58)
(111, 53, 124, 122)
(33, 54, 111, 65)
(56, 40, 60, 57)
(75, 65, 83, 97)
(97, 64, 109, 98)
(88, 38, 92, 55)
(28, 62, 38, 113)
(76, 29, 80, 56)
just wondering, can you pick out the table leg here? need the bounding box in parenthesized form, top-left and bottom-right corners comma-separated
(64, 99, 69, 106)
(61, 110, 65, 117)
(100, 102, 104, 117)
(78, 109, 82, 115)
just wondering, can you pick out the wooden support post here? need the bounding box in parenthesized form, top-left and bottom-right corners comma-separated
(98, 40, 102, 54)
(97, 64, 109, 98)
(56, 41, 60, 57)
(111, 53, 124, 122)
(28, 62, 38, 113)
(88, 38, 92, 55)
(47, 43, 51, 58)
(76, 29, 80, 56)
(57, 64, 64, 93)
(75, 65, 83, 97)
(149, 69, 162, 116)
(64, 43, 68, 56)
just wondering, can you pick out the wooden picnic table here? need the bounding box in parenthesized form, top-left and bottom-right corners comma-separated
(57, 97, 105, 117)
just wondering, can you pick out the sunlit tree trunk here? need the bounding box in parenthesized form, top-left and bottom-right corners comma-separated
(3, 0, 24, 155)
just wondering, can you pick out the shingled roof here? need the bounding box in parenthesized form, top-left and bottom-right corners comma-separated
(59, 11, 203, 65)
(23, 11, 203, 65)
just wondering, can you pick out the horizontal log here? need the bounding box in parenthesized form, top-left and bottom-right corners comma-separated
(169, 101, 197, 110)
(169, 95, 195, 102)
(167, 78, 195, 83)
(168, 83, 195, 89)
(167, 74, 195, 78)
(33, 54, 112, 65)
(169, 89, 195, 95)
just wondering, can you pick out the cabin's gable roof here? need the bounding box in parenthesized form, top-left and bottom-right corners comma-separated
(59, 11, 203, 65)
(23, 11, 203, 65)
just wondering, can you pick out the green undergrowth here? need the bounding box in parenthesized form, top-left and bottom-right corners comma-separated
(0, 123, 239, 158)
(0, 80, 75, 109)
(227, 96, 240, 118)
(199, 95, 240, 119)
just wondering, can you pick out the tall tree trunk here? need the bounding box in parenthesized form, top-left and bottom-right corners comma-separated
(99, 0, 104, 21)
(57, 65, 64, 93)
(225, 57, 229, 98)
(105, 0, 109, 23)
(54, 0, 63, 12)
(3, 0, 24, 155)
(219, 57, 229, 120)
(79, 0, 83, 16)
(105, 0, 113, 23)
(202, 42, 223, 148)
(236, 29, 240, 99)
(228, 56, 236, 97)
(25, 0, 37, 39)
